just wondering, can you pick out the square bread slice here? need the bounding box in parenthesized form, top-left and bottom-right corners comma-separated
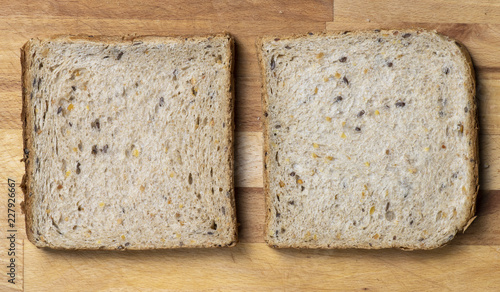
(258, 29, 478, 249)
(21, 34, 237, 249)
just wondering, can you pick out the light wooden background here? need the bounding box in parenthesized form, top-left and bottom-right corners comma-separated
(1, 0, 500, 291)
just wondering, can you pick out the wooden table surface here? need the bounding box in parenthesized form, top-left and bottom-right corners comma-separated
(1, 0, 500, 291)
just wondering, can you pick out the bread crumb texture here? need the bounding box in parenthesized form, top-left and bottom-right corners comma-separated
(23, 35, 236, 249)
(260, 30, 477, 249)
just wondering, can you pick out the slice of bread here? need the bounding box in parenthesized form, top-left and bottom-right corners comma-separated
(258, 29, 478, 249)
(21, 34, 237, 249)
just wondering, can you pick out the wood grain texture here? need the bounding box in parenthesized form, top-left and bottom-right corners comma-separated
(334, 0, 500, 24)
(478, 70, 500, 135)
(479, 135, 500, 190)
(0, 130, 23, 181)
(235, 132, 263, 188)
(235, 188, 266, 243)
(235, 78, 263, 132)
(2, 0, 333, 21)
(23, 243, 500, 291)
(0, 0, 499, 290)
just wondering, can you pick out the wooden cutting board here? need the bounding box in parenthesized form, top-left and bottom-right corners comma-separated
(1, 1, 500, 290)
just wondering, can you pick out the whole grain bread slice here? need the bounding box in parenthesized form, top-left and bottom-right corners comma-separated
(21, 34, 237, 249)
(257, 29, 478, 249)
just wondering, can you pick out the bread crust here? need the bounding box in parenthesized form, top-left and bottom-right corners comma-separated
(257, 29, 478, 250)
(225, 35, 238, 247)
(255, 37, 273, 247)
(452, 38, 479, 240)
(21, 38, 36, 246)
(21, 33, 237, 250)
